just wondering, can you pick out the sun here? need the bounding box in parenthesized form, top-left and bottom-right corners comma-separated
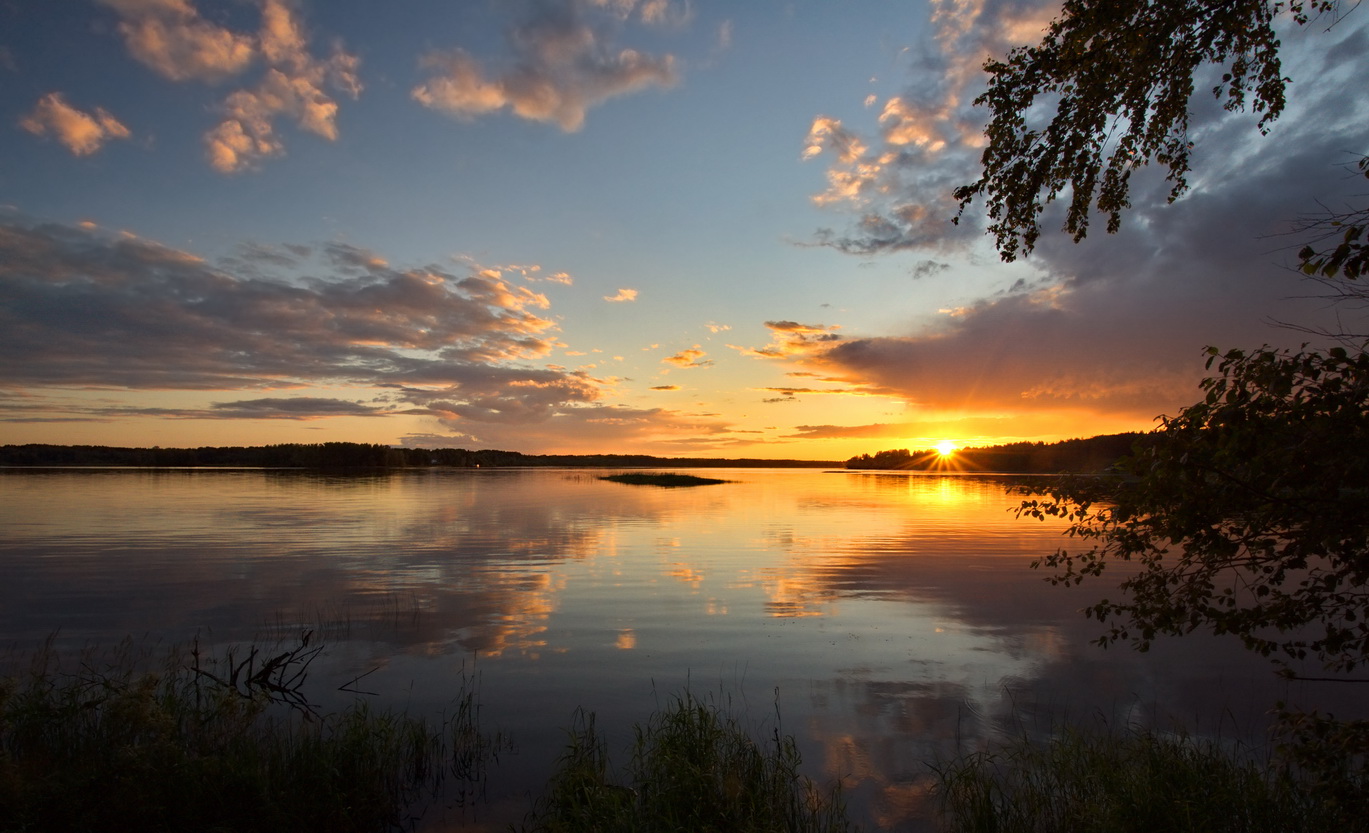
(935, 440, 958, 457)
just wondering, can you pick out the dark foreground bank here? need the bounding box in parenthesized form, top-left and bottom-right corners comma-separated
(1, 640, 1360, 833)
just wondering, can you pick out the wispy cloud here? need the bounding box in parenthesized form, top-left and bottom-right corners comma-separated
(604, 287, 638, 302)
(0, 218, 602, 429)
(19, 93, 131, 156)
(401, 403, 740, 453)
(412, 0, 678, 132)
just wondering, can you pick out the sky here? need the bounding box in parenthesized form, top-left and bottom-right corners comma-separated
(1, 0, 1366, 460)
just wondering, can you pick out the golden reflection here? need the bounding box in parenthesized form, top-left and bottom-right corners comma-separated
(759, 570, 839, 617)
(615, 628, 637, 650)
(667, 564, 705, 585)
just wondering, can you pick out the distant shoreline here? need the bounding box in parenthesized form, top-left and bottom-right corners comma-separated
(0, 443, 839, 470)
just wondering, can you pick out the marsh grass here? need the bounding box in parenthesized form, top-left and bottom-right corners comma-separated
(932, 726, 1356, 833)
(0, 636, 498, 833)
(521, 690, 851, 833)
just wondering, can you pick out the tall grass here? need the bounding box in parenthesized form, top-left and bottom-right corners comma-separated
(932, 726, 1357, 833)
(0, 637, 497, 833)
(521, 690, 852, 833)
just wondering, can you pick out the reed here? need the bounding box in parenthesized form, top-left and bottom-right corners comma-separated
(0, 636, 495, 833)
(932, 726, 1355, 833)
(521, 690, 851, 833)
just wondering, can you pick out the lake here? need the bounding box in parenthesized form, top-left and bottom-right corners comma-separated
(1, 467, 1359, 831)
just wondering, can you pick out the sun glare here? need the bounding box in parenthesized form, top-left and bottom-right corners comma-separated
(935, 440, 957, 457)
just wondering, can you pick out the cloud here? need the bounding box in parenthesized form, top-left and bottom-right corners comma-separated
(732, 321, 843, 360)
(412, 0, 678, 132)
(402, 403, 740, 453)
(204, 0, 361, 172)
(650, 384, 680, 391)
(0, 218, 607, 430)
(604, 287, 638, 302)
(40, 397, 398, 421)
(100, 0, 361, 172)
(798, 0, 1077, 253)
(662, 346, 712, 368)
(19, 93, 131, 156)
(206, 397, 389, 419)
(97, 0, 256, 82)
(781, 5, 1369, 438)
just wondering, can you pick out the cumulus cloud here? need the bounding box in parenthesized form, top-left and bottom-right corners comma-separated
(0, 218, 604, 428)
(604, 287, 638, 302)
(99, 0, 361, 172)
(204, 0, 361, 172)
(97, 0, 256, 82)
(732, 321, 843, 360)
(412, 0, 678, 131)
(802, 0, 1056, 253)
(662, 346, 712, 368)
(19, 93, 132, 156)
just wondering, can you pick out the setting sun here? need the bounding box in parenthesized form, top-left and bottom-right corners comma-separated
(935, 440, 958, 457)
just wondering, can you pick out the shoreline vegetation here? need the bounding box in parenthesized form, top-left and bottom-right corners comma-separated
(0, 637, 501, 833)
(1, 638, 1357, 833)
(0, 443, 838, 470)
(846, 432, 1146, 474)
(2, 433, 1145, 474)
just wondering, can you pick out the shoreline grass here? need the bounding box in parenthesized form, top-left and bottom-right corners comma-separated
(0, 637, 497, 833)
(520, 691, 851, 833)
(4, 638, 1364, 833)
(932, 725, 1360, 833)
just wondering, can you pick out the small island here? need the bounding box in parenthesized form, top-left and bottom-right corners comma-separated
(600, 472, 729, 488)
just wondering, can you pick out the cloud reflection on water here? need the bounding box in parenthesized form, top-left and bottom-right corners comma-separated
(3, 468, 1364, 832)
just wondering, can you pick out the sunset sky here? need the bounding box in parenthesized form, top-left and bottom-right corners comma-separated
(2, 0, 1366, 459)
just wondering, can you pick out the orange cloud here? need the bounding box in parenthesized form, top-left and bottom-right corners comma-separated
(205, 0, 361, 172)
(604, 288, 638, 302)
(412, 2, 678, 132)
(662, 346, 711, 368)
(19, 93, 131, 156)
(732, 320, 843, 359)
(98, 0, 256, 82)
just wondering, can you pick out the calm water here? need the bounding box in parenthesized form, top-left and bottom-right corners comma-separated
(1, 468, 1359, 830)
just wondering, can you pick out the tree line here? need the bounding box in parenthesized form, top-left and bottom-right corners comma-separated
(0, 443, 839, 470)
(846, 433, 1146, 473)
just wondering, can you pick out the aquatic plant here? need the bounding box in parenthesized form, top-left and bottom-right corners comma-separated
(521, 690, 851, 833)
(932, 726, 1357, 833)
(0, 636, 498, 833)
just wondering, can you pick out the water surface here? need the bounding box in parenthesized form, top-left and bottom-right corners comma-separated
(1, 468, 1356, 830)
